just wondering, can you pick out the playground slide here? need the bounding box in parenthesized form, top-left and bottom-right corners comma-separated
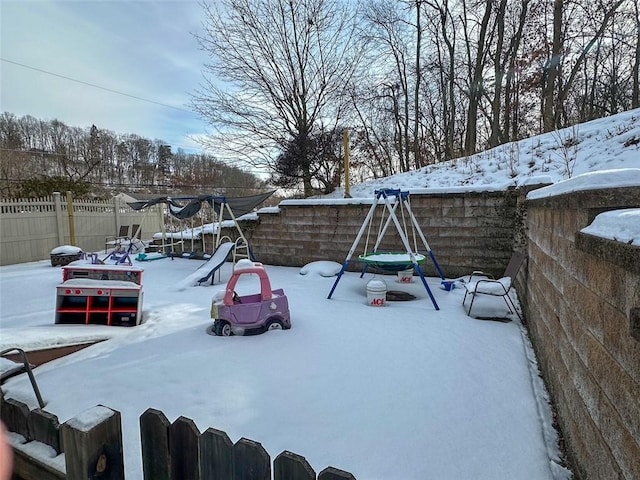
(175, 242, 235, 289)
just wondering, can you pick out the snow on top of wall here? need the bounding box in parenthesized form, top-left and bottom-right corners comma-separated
(581, 208, 640, 245)
(526, 168, 640, 200)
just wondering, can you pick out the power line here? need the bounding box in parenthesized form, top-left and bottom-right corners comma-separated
(1, 57, 197, 115)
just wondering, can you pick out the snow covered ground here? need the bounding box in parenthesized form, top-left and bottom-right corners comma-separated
(1, 257, 569, 480)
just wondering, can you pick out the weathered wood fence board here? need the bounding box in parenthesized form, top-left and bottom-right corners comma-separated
(200, 427, 233, 480)
(317, 467, 357, 480)
(233, 437, 271, 480)
(138, 406, 357, 480)
(28, 408, 62, 454)
(1, 397, 30, 439)
(5, 401, 360, 479)
(3, 386, 363, 480)
(1, 395, 65, 479)
(274, 451, 315, 480)
(170, 416, 201, 480)
(140, 408, 171, 480)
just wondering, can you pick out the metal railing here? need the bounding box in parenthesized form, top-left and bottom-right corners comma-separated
(0, 347, 46, 408)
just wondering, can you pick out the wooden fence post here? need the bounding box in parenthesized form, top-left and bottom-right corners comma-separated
(274, 451, 315, 480)
(114, 197, 121, 235)
(318, 467, 357, 480)
(53, 192, 65, 244)
(233, 437, 271, 480)
(61, 405, 124, 480)
(66, 191, 76, 246)
(200, 427, 233, 480)
(140, 408, 171, 480)
(170, 416, 201, 480)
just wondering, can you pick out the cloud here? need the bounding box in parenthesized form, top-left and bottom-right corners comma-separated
(1, 0, 209, 153)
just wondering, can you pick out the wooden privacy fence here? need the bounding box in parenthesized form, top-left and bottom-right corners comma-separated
(1, 396, 357, 480)
(0, 193, 163, 266)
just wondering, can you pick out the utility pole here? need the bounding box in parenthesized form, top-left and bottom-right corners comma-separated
(343, 129, 351, 198)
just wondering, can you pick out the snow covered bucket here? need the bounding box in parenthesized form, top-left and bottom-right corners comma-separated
(366, 279, 387, 307)
(397, 268, 414, 283)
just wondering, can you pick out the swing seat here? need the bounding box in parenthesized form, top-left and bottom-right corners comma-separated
(358, 252, 426, 272)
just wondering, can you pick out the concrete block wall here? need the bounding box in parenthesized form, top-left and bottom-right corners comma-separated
(524, 187, 640, 479)
(230, 190, 523, 278)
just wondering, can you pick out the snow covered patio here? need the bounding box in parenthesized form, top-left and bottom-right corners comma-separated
(0, 257, 569, 480)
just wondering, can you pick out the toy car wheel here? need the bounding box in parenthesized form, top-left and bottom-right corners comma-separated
(215, 320, 232, 336)
(265, 319, 284, 331)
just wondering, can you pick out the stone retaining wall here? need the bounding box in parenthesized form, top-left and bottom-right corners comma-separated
(228, 189, 527, 279)
(524, 187, 640, 479)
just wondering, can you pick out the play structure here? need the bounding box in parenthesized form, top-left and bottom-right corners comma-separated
(126, 192, 274, 261)
(327, 188, 445, 310)
(102, 237, 146, 265)
(174, 237, 248, 288)
(210, 260, 291, 336)
(191, 236, 259, 285)
(55, 263, 144, 327)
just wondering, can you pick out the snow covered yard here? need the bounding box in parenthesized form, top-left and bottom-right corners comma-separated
(0, 257, 569, 480)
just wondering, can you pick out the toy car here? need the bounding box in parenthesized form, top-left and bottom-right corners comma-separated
(210, 260, 291, 336)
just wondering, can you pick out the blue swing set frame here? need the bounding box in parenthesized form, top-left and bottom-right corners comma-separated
(327, 189, 445, 310)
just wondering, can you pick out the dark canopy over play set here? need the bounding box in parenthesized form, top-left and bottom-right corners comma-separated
(125, 191, 274, 261)
(127, 191, 275, 221)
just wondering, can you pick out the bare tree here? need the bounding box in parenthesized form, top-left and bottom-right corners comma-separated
(192, 0, 360, 197)
(361, 1, 412, 172)
(0, 113, 26, 196)
(461, 0, 493, 156)
(424, 0, 458, 160)
(634, 0, 640, 107)
(542, 0, 625, 132)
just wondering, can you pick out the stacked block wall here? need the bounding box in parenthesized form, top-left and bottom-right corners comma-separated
(227, 189, 525, 279)
(524, 187, 640, 479)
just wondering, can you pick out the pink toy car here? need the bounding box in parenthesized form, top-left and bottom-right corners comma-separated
(210, 261, 291, 336)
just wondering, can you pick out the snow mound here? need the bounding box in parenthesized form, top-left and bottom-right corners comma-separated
(51, 245, 82, 255)
(235, 259, 256, 270)
(299, 261, 342, 277)
(581, 208, 640, 245)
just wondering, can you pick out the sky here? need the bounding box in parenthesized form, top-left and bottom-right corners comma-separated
(1, 108, 640, 479)
(0, 0, 209, 153)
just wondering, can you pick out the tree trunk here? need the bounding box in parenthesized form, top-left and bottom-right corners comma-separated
(488, 0, 507, 148)
(542, 0, 563, 133)
(413, 0, 423, 168)
(464, 0, 492, 156)
(632, 1, 639, 108)
(502, 0, 529, 143)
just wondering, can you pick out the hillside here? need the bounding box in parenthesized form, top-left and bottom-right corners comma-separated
(324, 108, 640, 198)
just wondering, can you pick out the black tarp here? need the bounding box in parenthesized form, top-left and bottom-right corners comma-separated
(127, 191, 275, 220)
